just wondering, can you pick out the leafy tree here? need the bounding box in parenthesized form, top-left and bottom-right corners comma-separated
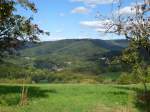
(0, 0, 49, 58)
(99, 0, 150, 111)
(0, 0, 49, 106)
(100, 0, 150, 83)
(95, 0, 150, 108)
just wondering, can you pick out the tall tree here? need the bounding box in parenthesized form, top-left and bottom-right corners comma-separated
(96, 0, 150, 112)
(0, 0, 49, 57)
(99, 0, 150, 110)
(0, 0, 49, 105)
(100, 0, 150, 81)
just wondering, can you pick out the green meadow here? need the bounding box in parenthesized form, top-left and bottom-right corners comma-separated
(0, 84, 148, 112)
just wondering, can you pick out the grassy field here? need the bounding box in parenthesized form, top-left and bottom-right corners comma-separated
(0, 84, 148, 112)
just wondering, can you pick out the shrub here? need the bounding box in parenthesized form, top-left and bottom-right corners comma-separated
(117, 73, 132, 84)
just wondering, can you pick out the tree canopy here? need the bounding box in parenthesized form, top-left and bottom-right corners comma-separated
(0, 0, 49, 57)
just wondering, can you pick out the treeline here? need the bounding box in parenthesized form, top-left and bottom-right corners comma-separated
(0, 63, 150, 84)
(0, 64, 101, 83)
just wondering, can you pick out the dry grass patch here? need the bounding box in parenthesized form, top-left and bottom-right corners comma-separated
(90, 104, 137, 112)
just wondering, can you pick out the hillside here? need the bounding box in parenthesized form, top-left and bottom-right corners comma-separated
(9, 39, 127, 72)
(0, 39, 130, 83)
(20, 39, 128, 58)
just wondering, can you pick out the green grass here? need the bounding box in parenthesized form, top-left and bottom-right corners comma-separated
(0, 84, 148, 112)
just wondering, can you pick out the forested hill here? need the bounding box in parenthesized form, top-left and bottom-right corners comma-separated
(9, 39, 128, 73)
(20, 39, 128, 58)
(1, 39, 129, 83)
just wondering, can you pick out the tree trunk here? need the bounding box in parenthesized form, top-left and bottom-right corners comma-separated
(20, 79, 28, 106)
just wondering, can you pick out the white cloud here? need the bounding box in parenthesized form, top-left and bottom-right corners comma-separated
(71, 0, 118, 6)
(80, 20, 113, 32)
(116, 2, 145, 16)
(71, 6, 89, 14)
(117, 6, 136, 15)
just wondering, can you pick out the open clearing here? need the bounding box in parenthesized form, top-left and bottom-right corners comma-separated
(0, 84, 147, 112)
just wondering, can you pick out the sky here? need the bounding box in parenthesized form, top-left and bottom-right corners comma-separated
(17, 0, 142, 41)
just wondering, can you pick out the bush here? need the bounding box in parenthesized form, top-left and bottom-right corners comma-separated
(117, 73, 132, 84)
